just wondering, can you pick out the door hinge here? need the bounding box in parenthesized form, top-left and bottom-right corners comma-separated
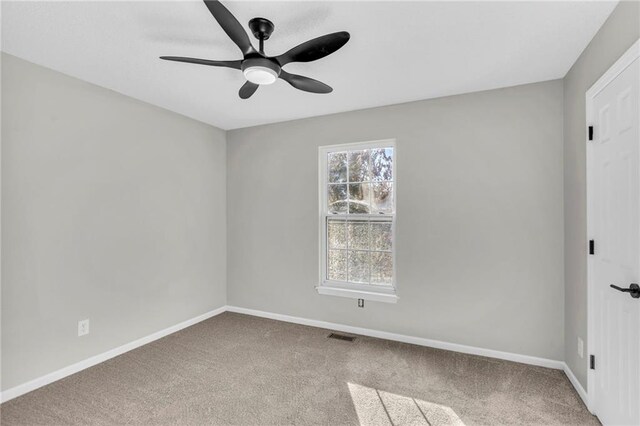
(590, 354, 596, 370)
(589, 240, 595, 255)
(588, 126, 594, 141)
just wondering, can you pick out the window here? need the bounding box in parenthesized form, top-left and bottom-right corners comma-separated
(318, 140, 397, 303)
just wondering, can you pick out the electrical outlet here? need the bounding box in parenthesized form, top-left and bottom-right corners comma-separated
(78, 319, 90, 337)
(357, 299, 365, 308)
(578, 337, 584, 358)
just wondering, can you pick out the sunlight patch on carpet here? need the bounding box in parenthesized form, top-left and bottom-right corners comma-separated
(347, 382, 465, 426)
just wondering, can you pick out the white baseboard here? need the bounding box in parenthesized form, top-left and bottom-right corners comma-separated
(563, 363, 592, 413)
(0, 306, 227, 403)
(226, 305, 565, 370)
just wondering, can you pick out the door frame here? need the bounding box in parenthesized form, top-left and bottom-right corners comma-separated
(586, 38, 640, 415)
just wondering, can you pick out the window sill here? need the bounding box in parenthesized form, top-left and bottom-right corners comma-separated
(315, 286, 398, 304)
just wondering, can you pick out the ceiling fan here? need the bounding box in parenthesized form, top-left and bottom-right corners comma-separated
(160, 0, 350, 99)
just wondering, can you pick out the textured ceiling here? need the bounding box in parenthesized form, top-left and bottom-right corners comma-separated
(2, 1, 617, 129)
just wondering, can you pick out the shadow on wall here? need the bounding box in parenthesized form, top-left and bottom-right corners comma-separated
(348, 382, 464, 425)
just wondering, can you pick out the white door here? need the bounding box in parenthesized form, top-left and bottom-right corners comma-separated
(590, 53, 640, 426)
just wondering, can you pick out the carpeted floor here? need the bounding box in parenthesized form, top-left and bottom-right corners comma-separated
(1, 312, 598, 425)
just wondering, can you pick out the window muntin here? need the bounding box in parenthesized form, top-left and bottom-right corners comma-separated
(320, 141, 395, 291)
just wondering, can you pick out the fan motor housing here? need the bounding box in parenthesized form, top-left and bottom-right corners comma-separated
(241, 57, 281, 76)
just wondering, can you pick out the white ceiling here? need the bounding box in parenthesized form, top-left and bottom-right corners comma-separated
(2, 1, 617, 130)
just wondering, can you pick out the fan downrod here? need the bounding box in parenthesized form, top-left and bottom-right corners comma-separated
(249, 17, 275, 41)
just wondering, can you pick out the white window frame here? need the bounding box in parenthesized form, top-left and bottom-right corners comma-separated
(317, 139, 398, 303)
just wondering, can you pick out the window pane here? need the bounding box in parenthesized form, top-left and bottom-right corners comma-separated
(328, 152, 347, 183)
(371, 252, 393, 285)
(348, 150, 371, 182)
(328, 250, 347, 281)
(328, 184, 347, 213)
(347, 220, 369, 250)
(348, 250, 370, 283)
(371, 148, 393, 181)
(328, 219, 347, 249)
(348, 183, 371, 214)
(371, 182, 393, 213)
(371, 222, 392, 251)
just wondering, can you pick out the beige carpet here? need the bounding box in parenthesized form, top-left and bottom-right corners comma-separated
(1, 312, 598, 425)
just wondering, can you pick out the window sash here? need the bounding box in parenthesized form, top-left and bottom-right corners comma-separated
(324, 216, 395, 287)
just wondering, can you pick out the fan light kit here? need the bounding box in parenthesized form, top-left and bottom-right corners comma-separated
(160, 1, 350, 99)
(243, 66, 277, 85)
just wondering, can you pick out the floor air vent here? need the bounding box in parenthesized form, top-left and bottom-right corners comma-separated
(328, 333, 355, 342)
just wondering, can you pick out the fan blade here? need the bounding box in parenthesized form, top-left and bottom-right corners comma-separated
(160, 56, 242, 69)
(275, 32, 350, 66)
(239, 81, 259, 99)
(279, 70, 332, 94)
(203, 0, 256, 56)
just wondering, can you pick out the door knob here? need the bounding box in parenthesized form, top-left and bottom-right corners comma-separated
(609, 283, 640, 299)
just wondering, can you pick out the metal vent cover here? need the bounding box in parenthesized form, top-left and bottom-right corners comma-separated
(328, 332, 355, 342)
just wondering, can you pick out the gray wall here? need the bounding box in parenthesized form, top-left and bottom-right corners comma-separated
(1, 54, 227, 391)
(228, 80, 565, 361)
(563, 0, 640, 389)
